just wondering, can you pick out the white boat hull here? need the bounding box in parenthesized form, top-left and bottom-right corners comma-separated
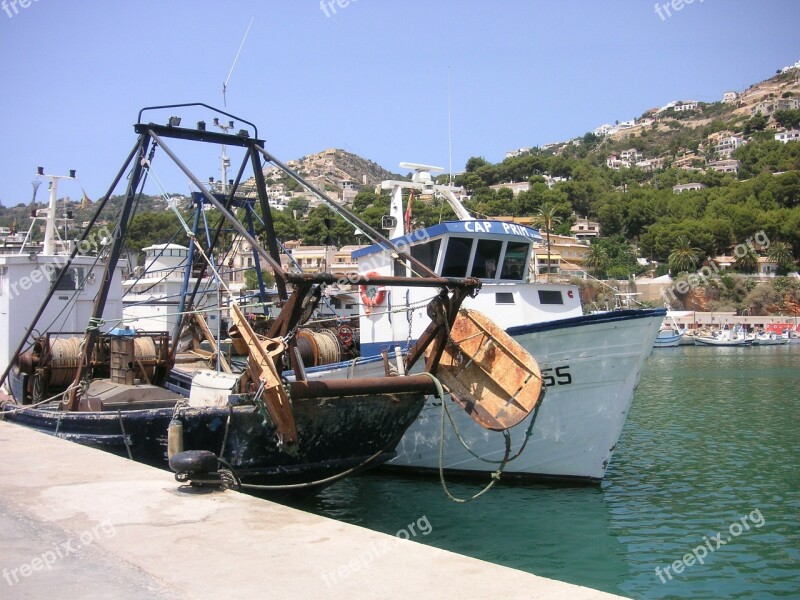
(693, 336, 751, 347)
(302, 308, 664, 482)
(751, 338, 789, 346)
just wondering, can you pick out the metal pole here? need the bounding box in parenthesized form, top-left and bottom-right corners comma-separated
(244, 203, 269, 315)
(249, 148, 287, 299)
(64, 132, 152, 410)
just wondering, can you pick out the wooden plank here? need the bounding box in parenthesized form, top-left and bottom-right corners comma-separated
(230, 304, 298, 445)
(192, 314, 231, 374)
(427, 309, 543, 431)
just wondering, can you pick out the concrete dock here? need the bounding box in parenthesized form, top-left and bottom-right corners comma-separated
(0, 421, 627, 599)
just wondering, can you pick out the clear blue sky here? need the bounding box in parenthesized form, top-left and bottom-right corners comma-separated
(0, 0, 798, 206)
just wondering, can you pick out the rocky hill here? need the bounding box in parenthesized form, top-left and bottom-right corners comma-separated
(261, 148, 400, 189)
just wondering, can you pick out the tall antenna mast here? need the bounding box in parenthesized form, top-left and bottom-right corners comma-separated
(447, 66, 453, 186)
(223, 16, 255, 107)
(216, 17, 254, 194)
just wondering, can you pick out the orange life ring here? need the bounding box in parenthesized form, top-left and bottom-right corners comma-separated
(359, 271, 386, 313)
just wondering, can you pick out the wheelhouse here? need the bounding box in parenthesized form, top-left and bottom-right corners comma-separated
(353, 220, 542, 282)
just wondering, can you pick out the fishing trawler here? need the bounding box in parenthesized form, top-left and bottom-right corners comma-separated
(0, 104, 542, 494)
(301, 164, 665, 483)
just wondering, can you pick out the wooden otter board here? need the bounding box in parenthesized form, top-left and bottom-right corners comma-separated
(427, 309, 543, 431)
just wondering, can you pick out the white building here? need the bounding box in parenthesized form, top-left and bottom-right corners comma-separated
(673, 101, 698, 112)
(715, 135, 744, 158)
(490, 181, 530, 196)
(505, 147, 532, 159)
(707, 160, 739, 174)
(594, 124, 614, 137)
(606, 155, 627, 170)
(780, 59, 800, 73)
(722, 91, 739, 104)
(635, 158, 664, 172)
(673, 183, 707, 194)
(775, 130, 800, 144)
(620, 148, 643, 163)
(752, 98, 800, 116)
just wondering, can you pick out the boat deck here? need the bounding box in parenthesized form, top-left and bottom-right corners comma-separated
(0, 421, 626, 599)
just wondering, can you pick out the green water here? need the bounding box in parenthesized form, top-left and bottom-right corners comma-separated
(288, 346, 800, 599)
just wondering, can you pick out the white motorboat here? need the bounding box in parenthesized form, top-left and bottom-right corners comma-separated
(751, 332, 789, 346)
(693, 326, 752, 347)
(653, 313, 686, 348)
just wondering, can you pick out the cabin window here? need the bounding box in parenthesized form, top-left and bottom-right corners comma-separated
(495, 292, 515, 304)
(538, 290, 564, 305)
(51, 267, 77, 290)
(410, 239, 441, 274)
(441, 237, 474, 278)
(500, 242, 528, 280)
(471, 239, 503, 279)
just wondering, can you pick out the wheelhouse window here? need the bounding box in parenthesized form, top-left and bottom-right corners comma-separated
(500, 242, 529, 280)
(471, 239, 503, 279)
(393, 258, 408, 277)
(410, 239, 441, 274)
(441, 237, 473, 277)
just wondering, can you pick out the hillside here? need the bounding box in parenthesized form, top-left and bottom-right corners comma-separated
(446, 66, 800, 268)
(3, 65, 799, 280)
(525, 68, 800, 169)
(274, 148, 399, 186)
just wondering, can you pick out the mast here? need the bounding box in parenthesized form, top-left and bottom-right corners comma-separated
(39, 167, 76, 255)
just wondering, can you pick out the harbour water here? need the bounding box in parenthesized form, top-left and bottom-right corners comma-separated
(287, 345, 800, 599)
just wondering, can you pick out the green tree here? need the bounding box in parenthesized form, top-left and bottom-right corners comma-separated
(124, 211, 188, 260)
(773, 109, 800, 130)
(301, 205, 358, 246)
(244, 266, 275, 290)
(534, 203, 562, 281)
(582, 243, 610, 278)
(733, 247, 759, 273)
(743, 114, 768, 135)
(668, 236, 701, 274)
(286, 197, 309, 217)
(767, 241, 795, 275)
(271, 208, 301, 242)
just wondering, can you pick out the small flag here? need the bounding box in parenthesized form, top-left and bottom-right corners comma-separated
(80, 189, 92, 209)
(404, 190, 415, 232)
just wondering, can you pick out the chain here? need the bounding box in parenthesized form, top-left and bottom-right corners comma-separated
(406, 292, 414, 351)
